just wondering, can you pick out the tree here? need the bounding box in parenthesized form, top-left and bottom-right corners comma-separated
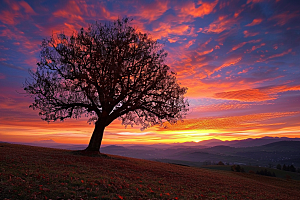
(24, 18, 189, 152)
(276, 164, 281, 170)
(217, 161, 224, 165)
(290, 165, 296, 172)
(283, 164, 287, 171)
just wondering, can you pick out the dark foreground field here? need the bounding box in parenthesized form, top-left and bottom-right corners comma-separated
(1, 143, 300, 200)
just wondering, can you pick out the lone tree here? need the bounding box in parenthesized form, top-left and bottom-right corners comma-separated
(24, 18, 188, 152)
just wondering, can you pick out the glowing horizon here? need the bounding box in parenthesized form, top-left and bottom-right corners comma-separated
(0, 0, 300, 145)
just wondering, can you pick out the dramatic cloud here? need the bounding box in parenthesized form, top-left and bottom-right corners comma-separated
(202, 15, 239, 34)
(163, 112, 299, 131)
(245, 18, 263, 26)
(0, 0, 300, 144)
(268, 11, 299, 26)
(214, 85, 300, 102)
(177, 0, 218, 18)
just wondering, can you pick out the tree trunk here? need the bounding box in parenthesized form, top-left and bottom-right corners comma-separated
(85, 120, 105, 152)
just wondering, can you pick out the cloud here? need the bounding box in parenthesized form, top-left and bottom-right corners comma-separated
(209, 56, 242, 76)
(268, 48, 293, 59)
(215, 88, 275, 102)
(245, 43, 265, 53)
(268, 11, 299, 26)
(238, 67, 253, 74)
(177, 0, 218, 18)
(228, 39, 261, 53)
(0, 10, 17, 25)
(1, 0, 300, 144)
(245, 18, 263, 26)
(192, 102, 250, 112)
(214, 84, 300, 102)
(47, 0, 120, 36)
(163, 111, 299, 131)
(0, 61, 26, 71)
(132, 0, 169, 22)
(197, 48, 214, 56)
(202, 15, 239, 34)
(246, 0, 268, 4)
(0, 26, 40, 55)
(0, 0, 36, 25)
(257, 48, 292, 62)
(150, 21, 197, 40)
(243, 30, 259, 37)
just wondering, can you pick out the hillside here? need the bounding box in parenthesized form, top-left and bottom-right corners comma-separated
(101, 141, 300, 168)
(1, 143, 300, 199)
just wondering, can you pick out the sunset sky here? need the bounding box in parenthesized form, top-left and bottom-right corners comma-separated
(0, 0, 300, 145)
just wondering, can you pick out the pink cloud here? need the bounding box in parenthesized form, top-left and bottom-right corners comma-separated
(0, 11, 16, 25)
(151, 22, 196, 40)
(245, 43, 266, 53)
(197, 48, 214, 56)
(245, 18, 263, 26)
(185, 39, 196, 48)
(257, 48, 293, 62)
(211, 56, 242, 76)
(0, 27, 40, 54)
(246, 0, 267, 3)
(193, 102, 250, 112)
(238, 67, 253, 74)
(234, 9, 244, 18)
(178, 0, 218, 18)
(132, 0, 169, 22)
(214, 84, 300, 102)
(243, 30, 259, 37)
(229, 42, 247, 53)
(19, 1, 35, 14)
(163, 112, 299, 131)
(202, 15, 239, 34)
(0, 0, 36, 25)
(268, 11, 299, 26)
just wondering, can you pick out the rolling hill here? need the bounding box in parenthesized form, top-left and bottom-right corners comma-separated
(101, 141, 300, 168)
(1, 142, 300, 199)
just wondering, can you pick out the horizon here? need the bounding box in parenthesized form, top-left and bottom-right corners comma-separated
(2, 136, 300, 147)
(0, 0, 300, 145)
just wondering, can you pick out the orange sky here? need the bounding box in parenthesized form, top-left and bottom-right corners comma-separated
(0, 0, 300, 145)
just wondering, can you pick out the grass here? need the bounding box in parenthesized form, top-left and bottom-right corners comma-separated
(202, 165, 300, 181)
(1, 143, 300, 200)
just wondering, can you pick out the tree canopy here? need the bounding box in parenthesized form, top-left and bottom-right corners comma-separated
(24, 18, 189, 152)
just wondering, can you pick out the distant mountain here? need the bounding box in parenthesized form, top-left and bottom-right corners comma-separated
(262, 141, 300, 151)
(228, 137, 300, 147)
(33, 139, 57, 144)
(190, 137, 300, 147)
(7, 140, 89, 150)
(3, 137, 300, 168)
(163, 137, 300, 148)
(101, 140, 300, 168)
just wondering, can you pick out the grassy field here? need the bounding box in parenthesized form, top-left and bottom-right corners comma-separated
(202, 165, 300, 181)
(1, 143, 300, 200)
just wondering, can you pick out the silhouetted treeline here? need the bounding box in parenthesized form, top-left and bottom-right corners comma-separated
(256, 169, 276, 177)
(231, 165, 245, 172)
(276, 164, 299, 172)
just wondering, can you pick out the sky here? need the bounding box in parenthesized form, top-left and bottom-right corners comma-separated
(0, 0, 300, 145)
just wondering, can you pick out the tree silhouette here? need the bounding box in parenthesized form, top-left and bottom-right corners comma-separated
(24, 18, 189, 152)
(276, 164, 281, 170)
(290, 165, 296, 172)
(283, 164, 287, 171)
